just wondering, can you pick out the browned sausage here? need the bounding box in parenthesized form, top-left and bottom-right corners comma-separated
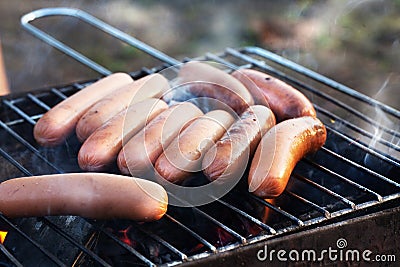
(202, 105, 276, 182)
(76, 74, 170, 142)
(248, 116, 326, 198)
(78, 98, 168, 172)
(0, 173, 168, 221)
(34, 73, 133, 146)
(118, 102, 203, 177)
(155, 109, 235, 184)
(231, 68, 316, 122)
(176, 61, 254, 114)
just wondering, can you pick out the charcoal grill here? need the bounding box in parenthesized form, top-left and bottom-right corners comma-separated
(0, 8, 399, 266)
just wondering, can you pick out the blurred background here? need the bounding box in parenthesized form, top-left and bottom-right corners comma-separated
(0, 0, 399, 109)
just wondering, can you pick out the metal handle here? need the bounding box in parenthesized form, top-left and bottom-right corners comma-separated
(21, 7, 181, 75)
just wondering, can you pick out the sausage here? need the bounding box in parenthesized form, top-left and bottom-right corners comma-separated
(34, 73, 133, 146)
(0, 173, 168, 221)
(231, 68, 316, 122)
(176, 61, 254, 114)
(76, 74, 170, 142)
(118, 102, 203, 177)
(78, 98, 168, 172)
(202, 105, 276, 182)
(155, 109, 235, 184)
(248, 116, 327, 198)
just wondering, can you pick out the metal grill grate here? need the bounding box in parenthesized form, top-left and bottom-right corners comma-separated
(0, 8, 399, 267)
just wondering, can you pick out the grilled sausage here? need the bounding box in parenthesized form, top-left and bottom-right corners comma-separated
(78, 98, 168, 172)
(202, 105, 276, 182)
(231, 69, 316, 122)
(118, 102, 203, 177)
(34, 73, 133, 146)
(176, 61, 254, 114)
(248, 116, 326, 198)
(155, 110, 235, 184)
(76, 74, 170, 142)
(0, 173, 168, 221)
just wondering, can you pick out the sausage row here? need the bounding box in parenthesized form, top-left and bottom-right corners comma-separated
(2, 61, 326, 221)
(38, 64, 323, 191)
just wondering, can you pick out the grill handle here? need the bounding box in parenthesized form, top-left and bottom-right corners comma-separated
(20, 7, 181, 76)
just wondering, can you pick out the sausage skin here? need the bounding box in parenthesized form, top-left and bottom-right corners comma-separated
(118, 102, 203, 177)
(202, 105, 276, 182)
(231, 69, 316, 122)
(76, 74, 170, 142)
(78, 98, 168, 172)
(0, 173, 168, 221)
(34, 73, 133, 146)
(177, 61, 254, 114)
(248, 116, 326, 198)
(155, 109, 235, 184)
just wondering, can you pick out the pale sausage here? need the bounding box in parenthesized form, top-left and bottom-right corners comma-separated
(78, 98, 168, 172)
(155, 110, 235, 184)
(76, 74, 169, 142)
(34, 73, 133, 146)
(118, 102, 203, 177)
(0, 173, 168, 221)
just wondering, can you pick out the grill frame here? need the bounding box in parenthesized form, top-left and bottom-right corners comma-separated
(0, 7, 399, 266)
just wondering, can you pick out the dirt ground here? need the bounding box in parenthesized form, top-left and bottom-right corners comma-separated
(0, 0, 399, 109)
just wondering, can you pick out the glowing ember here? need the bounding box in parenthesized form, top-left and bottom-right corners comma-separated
(118, 226, 134, 247)
(189, 243, 204, 254)
(216, 227, 234, 246)
(0, 231, 7, 244)
(262, 198, 275, 224)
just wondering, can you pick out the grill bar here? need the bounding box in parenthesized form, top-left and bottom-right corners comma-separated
(212, 197, 276, 234)
(0, 215, 66, 267)
(225, 48, 400, 138)
(294, 174, 356, 209)
(0, 242, 23, 267)
(284, 191, 331, 218)
(136, 226, 188, 261)
(40, 218, 111, 267)
(204, 52, 245, 70)
(315, 104, 400, 152)
(21, 7, 180, 75)
(242, 46, 400, 118)
(168, 194, 247, 244)
(3, 100, 36, 125)
(164, 214, 217, 253)
(321, 147, 400, 188)
(303, 158, 383, 201)
(72, 232, 101, 267)
(51, 88, 70, 100)
(325, 125, 400, 168)
(0, 50, 398, 265)
(247, 194, 305, 226)
(27, 93, 51, 111)
(90, 223, 156, 267)
(0, 7, 398, 266)
(0, 147, 31, 175)
(0, 120, 64, 174)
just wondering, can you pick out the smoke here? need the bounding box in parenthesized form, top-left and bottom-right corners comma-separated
(363, 74, 400, 166)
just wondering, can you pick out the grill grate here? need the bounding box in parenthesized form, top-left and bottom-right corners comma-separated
(0, 8, 399, 267)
